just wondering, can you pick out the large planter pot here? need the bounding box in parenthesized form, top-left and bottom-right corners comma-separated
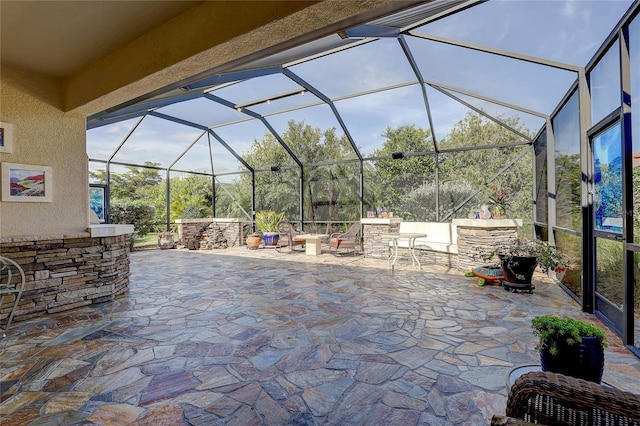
(262, 232, 279, 247)
(246, 234, 262, 250)
(540, 336, 605, 383)
(500, 254, 538, 293)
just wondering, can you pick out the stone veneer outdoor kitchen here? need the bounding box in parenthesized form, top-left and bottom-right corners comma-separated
(361, 218, 522, 271)
(0, 225, 133, 324)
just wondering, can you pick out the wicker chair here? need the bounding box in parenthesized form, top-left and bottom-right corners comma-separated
(275, 220, 305, 253)
(502, 371, 640, 425)
(329, 221, 360, 255)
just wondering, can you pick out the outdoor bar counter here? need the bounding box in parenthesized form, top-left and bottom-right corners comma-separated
(362, 217, 522, 271)
(0, 224, 134, 322)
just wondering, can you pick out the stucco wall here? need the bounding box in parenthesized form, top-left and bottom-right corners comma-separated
(0, 65, 88, 236)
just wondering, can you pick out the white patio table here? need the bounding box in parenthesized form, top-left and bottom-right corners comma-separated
(381, 233, 427, 271)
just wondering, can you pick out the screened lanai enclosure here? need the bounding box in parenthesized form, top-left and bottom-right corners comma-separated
(86, 1, 640, 356)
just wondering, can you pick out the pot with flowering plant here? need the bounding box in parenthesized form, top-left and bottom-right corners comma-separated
(488, 184, 508, 219)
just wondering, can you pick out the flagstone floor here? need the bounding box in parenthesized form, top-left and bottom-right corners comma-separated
(2, 247, 640, 425)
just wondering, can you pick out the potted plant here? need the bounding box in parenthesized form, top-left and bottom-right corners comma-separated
(532, 315, 607, 383)
(488, 184, 508, 219)
(479, 237, 568, 292)
(255, 210, 285, 246)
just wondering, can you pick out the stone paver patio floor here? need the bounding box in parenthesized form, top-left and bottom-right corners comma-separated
(2, 247, 639, 425)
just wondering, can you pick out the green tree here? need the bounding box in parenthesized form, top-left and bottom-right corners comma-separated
(437, 112, 533, 221)
(89, 161, 163, 201)
(369, 125, 435, 216)
(239, 120, 358, 227)
(169, 174, 213, 220)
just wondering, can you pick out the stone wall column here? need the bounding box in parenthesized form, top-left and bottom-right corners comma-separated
(452, 218, 523, 272)
(176, 218, 244, 250)
(361, 218, 402, 258)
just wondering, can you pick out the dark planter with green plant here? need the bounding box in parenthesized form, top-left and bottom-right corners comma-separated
(532, 315, 607, 383)
(480, 237, 568, 293)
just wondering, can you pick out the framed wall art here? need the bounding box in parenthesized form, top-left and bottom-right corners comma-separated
(89, 184, 107, 222)
(1, 162, 53, 202)
(0, 122, 13, 153)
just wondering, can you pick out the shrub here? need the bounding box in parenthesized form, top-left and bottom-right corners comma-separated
(110, 202, 155, 236)
(401, 181, 476, 221)
(532, 315, 607, 356)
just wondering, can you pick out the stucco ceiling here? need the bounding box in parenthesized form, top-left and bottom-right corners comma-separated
(0, 0, 200, 77)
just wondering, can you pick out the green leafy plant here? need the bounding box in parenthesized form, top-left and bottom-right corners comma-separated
(254, 210, 285, 233)
(532, 315, 607, 356)
(479, 237, 568, 273)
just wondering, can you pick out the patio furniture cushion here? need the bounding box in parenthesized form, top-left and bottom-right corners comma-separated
(329, 222, 360, 255)
(276, 220, 305, 252)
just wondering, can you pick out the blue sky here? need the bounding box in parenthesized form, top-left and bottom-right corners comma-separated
(87, 1, 635, 174)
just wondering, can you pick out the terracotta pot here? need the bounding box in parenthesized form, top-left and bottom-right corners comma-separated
(246, 234, 262, 249)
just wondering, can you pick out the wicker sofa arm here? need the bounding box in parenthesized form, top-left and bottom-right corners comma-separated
(507, 371, 640, 425)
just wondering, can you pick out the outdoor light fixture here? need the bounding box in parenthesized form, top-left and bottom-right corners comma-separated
(391, 152, 404, 160)
(270, 165, 281, 172)
(234, 89, 308, 111)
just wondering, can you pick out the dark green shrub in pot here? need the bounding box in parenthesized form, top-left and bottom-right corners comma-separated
(532, 315, 607, 383)
(478, 237, 569, 292)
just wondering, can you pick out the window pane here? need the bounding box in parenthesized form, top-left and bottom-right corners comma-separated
(596, 237, 624, 309)
(554, 230, 582, 299)
(553, 91, 581, 231)
(593, 122, 623, 233)
(89, 161, 107, 185)
(590, 41, 621, 125)
(416, 1, 632, 66)
(303, 163, 360, 232)
(214, 174, 252, 221)
(87, 118, 141, 161)
(534, 130, 548, 224)
(630, 15, 640, 245)
(111, 116, 202, 168)
(406, 36, 575, 115)
(634, 251, 640, 350)
(169, 171, 213, 222)
(266, 107, 358, 163)
(290, 38, 417, 99)
(438, 146, 533, 224)
(214, 119, 296, 169)
(211, 73, 303, 106)
(253, 168, 300, 221)
(335, 84, 431, 158)
(172, 133, 213, 173)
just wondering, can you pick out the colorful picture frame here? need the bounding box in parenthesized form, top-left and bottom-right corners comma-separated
(89, 184, 107, 222)
(1, 162, 53, 202)
(0, 122, 13, 153)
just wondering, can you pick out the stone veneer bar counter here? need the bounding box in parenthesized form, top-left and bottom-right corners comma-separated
(453, 218, 522, 272)
(0, 224, 133, 323)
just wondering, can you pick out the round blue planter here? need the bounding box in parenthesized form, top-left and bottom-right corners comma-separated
(262, 232, 279, 246)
